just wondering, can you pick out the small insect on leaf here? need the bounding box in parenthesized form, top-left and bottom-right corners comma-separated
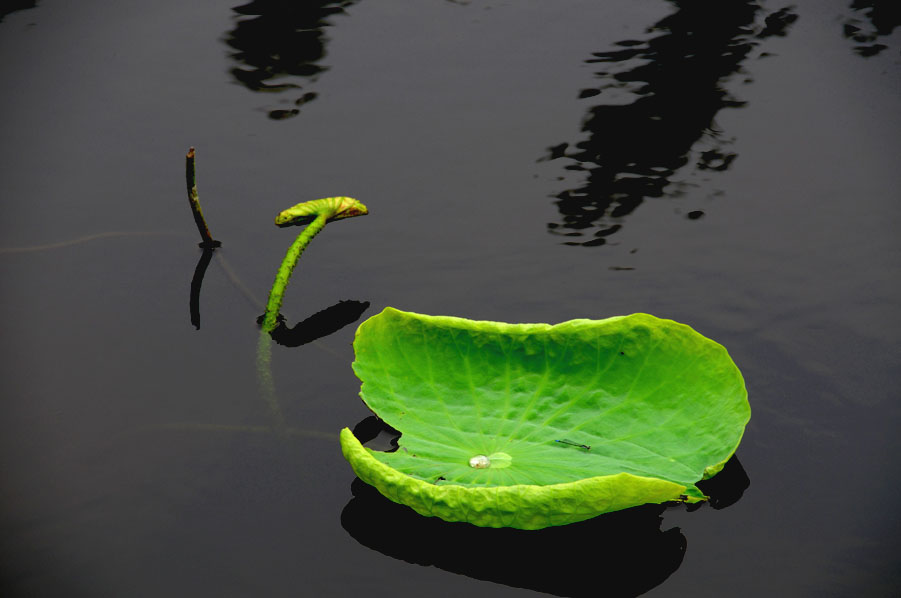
(555, 439, 591, 451)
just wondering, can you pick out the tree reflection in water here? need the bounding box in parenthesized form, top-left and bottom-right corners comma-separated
(0, 1, 37, 23)
(544, 1, 797, 246)
(224, 0, 357, 120)
(843, 0, 901, 57)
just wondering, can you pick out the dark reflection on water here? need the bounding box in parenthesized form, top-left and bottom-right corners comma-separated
(189, 247, 216, 329)
(0, 1, 36, 23)
(352, 415, 400, 452)
(694, 456, 750, 511)
(544, 1, 797, 246)
(224, 0, 358, 120)
(342, 478, 686, 598)
(268, 299, 369, 346)
(345, 418, 749, 597)
(843, 1, 901, 57)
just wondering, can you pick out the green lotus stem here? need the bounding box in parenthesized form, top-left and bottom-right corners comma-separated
(256, 196, 368, 441)
(260, 196, 368, 332)
(261, 213, 326, 332)
(185, 147, 221, 248)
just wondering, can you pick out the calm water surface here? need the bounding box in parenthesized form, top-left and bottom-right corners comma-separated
(1, 1, 899, 596)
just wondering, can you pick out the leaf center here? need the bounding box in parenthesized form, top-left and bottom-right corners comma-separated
(468, 452, 513, 469)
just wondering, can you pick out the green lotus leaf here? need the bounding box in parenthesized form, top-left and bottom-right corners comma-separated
(341, 307, 749, 529)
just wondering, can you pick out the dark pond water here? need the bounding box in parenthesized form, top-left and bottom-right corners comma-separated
(1, 1, 899, 596)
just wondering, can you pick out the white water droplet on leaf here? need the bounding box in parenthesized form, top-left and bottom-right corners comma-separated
(469, 455, 491, 468)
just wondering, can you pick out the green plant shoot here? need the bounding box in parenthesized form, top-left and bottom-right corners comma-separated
(261, 197, 368, 332)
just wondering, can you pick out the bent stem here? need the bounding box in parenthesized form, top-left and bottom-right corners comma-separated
(256, 197, 368, 437)
(255, 212, 327, 439)
(260, 213, 328, 333)
(260, 196, 368, 333)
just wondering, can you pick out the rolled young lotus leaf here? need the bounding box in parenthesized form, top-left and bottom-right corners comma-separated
(341, 307, 749, 529)
(274, 196, 368, 227)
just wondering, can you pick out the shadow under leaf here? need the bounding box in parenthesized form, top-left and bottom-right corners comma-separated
(342, 416, 746, 597)
(342, 477, 687, 598)
(694, 456, 751, 511)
